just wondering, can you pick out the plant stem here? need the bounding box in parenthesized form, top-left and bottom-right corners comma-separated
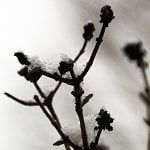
(90, 128, 102, 150)
(4, 92, 38, 106)
(34, 95, 83, 150)
(78, 23, 107, 82)
(141, 63, 150, 94)
(140, 62, 150, 150)
(33, 82, 71, 150)
(74, 40, 88, 63)
(70, 70, 89, 150)
(41, 70, 73, 85)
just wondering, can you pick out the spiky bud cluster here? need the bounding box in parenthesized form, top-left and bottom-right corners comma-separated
(95, 109, 114, 131)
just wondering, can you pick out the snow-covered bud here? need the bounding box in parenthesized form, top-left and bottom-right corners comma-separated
(14, 52, 30, 65)
(58, 59, 74, 75)
(28, 67, 42, 82)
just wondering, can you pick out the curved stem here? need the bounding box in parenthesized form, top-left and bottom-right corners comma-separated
(34, 95, 82, 150)
(78, 23, 107, 82)
(74, 40, 88, 63)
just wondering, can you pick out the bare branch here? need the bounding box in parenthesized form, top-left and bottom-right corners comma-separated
(34, 95, 82, 150)
(81, 94, 93, 107)
(78, 23, 107, 82)
(74, 40, 88, 63)
(33, 82, 46, 99)
(4, 92, 39, 106)
(90, 129, 102, 150)
(41, 70, 74, 85)
(70, 69, 89, 150)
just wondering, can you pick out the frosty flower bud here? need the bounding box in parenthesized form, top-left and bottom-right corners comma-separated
(14, 52, 30, 65)
(28, 67, 42, 82)
(100, 5, 115, 25)
(95, 109, 114, 131)
(83, 21, 95, 41)
(58, 59, 74, 75)
(122, 41, 147, 67)
(18, 66, 29, 81)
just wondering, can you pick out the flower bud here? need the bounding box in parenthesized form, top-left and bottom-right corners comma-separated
(14, 52, 30, 65)
(95, 108, 114, 131)
(58, 59, 74, 75)
(100, 5, 115, 25)
(83, 21, 95, 41)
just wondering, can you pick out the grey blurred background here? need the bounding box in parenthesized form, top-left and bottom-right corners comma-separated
(0, 0, 150, 149)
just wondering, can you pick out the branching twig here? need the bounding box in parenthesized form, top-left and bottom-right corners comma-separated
(89, 128, 102, 150)
(4, 92, 39, 106)
(78, 23, 107, 82)
(70, 69, 89, 150)
(41, 70, 74, 85)
(74, 40, 88, 63)
(140, 62, 150, 150)
(33, 82, 46, 99)
(33, 82, 71, 150)
(4, 5, 115, 150)
(34, 95, 83, 150)
(81, 94, 93, 107)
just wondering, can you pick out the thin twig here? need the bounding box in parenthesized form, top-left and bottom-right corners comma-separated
(141, 63, 150, 94)
(74, 40, 88, 63)
(34, 95, 83, 150)
(4, 92, 39, 106)
(33, 82, 62, 128)
(33, 82, 70, 150)
(90, 128, 102, 150)
(41, 70, 73, 85)
(140, 62, 150, 150)
(33, 82, 46, 99)
(78, 23, 107, 82)
(70, 69, 89, 150)
(81, 94, 93, 107)
(47, 82, 62, 103)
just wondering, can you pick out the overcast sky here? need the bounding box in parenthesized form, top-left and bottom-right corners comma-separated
(1, 0, 150, 150)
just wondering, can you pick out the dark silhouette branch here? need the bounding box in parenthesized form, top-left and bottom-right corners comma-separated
(81, 94, 93, 107)
(34, 95, 83, 150)
(90, 129, 102, 150)
(33, 82, 70, 150)
(4, 92, 39, 106)
(74, 40, 88, 63)
(33, 82, 46, 99)
(41, 70, 74, 85)
(70, 69, 89, 150)
(78, 23, 107, 82)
